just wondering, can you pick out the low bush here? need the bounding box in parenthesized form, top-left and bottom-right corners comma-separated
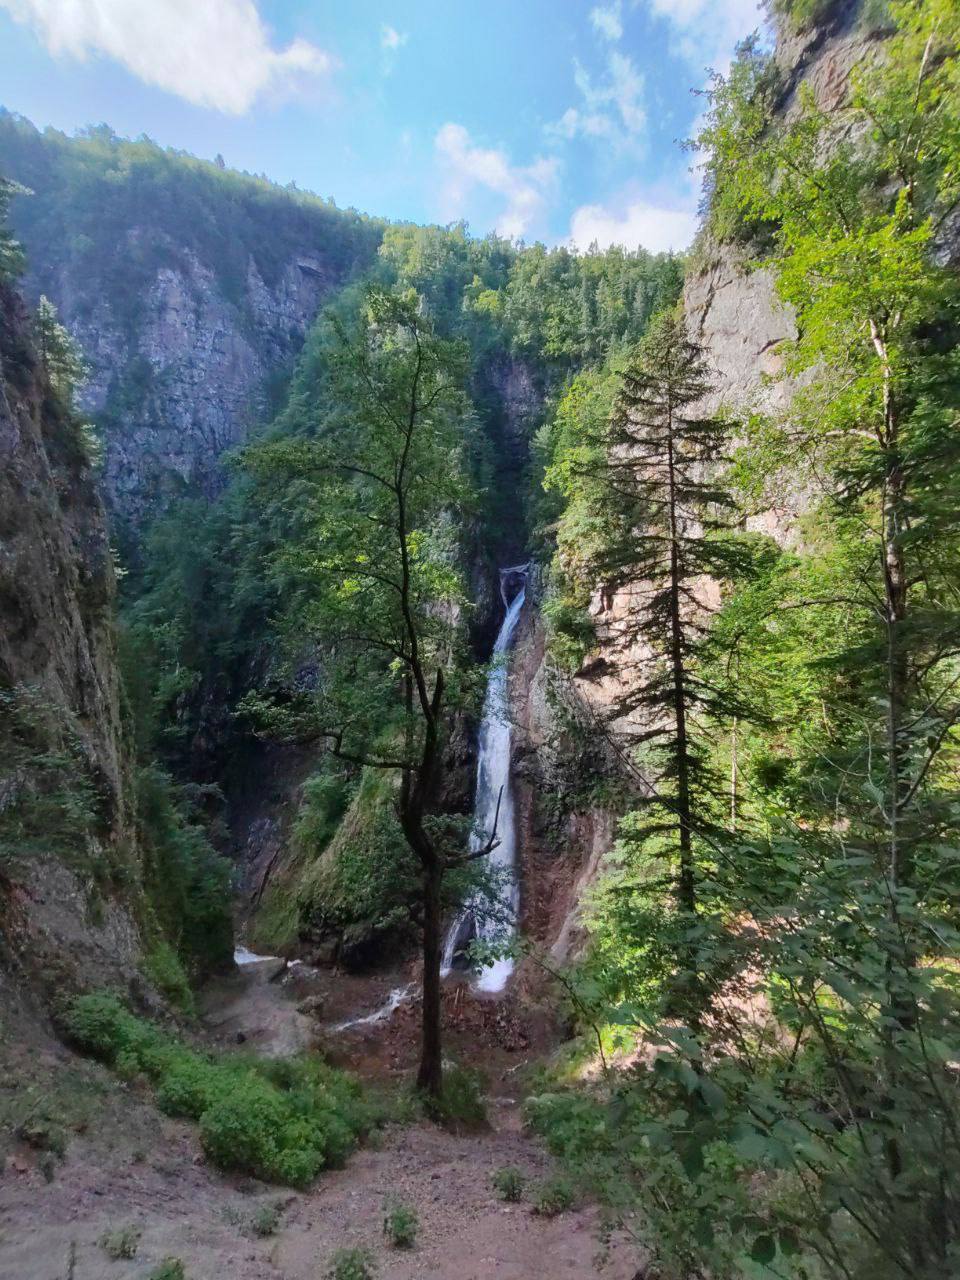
(98, 1226, 141, 1260)
(250, 1201, 283, 1237)
(426, 1063, 487, 1130)
(533, 1176, 576, 1217)
(491, 1166, 525, 1202)
(62, 993, 374, 1187)
(326, 1246, 377, 1280)
(148, 1261, 186, 1280)
(142, 942, 195, 1016)
(383, 1197, 418, 1248)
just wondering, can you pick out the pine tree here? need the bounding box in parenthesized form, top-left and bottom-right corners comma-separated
(0, 175, 27, 281)
(562, 309, 748, 926)
(34, 295, 89, 405)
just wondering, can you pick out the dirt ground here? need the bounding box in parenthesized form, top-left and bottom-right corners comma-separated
(0, 962, 644, 1280)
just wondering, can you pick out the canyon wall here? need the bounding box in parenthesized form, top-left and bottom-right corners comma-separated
(0, 280, 147, 1011)
(0, 114, 384, 523)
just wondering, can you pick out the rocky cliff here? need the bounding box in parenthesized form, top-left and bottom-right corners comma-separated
(0, 280, 147, 1011)
(0, 115, 384, 524)
(683, 0, 886, 425)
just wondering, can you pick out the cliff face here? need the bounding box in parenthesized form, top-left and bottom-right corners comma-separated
(0, 116, 384, 522)
(0, 282, 145, 1009)
(683, 0, 885, 424)
(49, 244, 345, 514)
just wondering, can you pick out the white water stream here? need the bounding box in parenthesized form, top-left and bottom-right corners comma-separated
(442, 566, 527, 993)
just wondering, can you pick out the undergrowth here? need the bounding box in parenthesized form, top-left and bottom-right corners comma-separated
(61, 993, 381, 1187)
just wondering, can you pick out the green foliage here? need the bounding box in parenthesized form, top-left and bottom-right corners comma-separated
(424, 1063, 488, 1129)
(249, 1202, 284, 1238)
(535, 9, 960, 1279)
(501, 242, 683, 371)
(326, 1246, 377, 1280)
(0, 111, 382, 331)
(532, 1175, 576, 1217)
(491, 1166, 526, 1202)
(382, 1198, 418, 1248)
(62, 994, 374, 1187)
(0, 172, 26, 279)
(0, 685, 129, 895)
(141, 942, 194, 1015)
(294, 769, 420, 962)
(765, 0, 835, 32)
(134, 765, 233, 980)
(98, 1226, 141, 1260)
(33, 294, 89, 405)
(147, 1260, 186, 1280)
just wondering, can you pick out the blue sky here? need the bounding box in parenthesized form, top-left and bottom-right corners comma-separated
(0, 0, 767, 251)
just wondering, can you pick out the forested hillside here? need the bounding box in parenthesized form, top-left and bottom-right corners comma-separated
(1, 0, 959, 1277)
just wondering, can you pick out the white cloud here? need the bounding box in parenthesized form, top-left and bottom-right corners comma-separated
(0, 0, 333, 114)
(380, 24, 407, 50)
(569, 197, 698, 253)
(434, 123, 558, 240)
(549, 51, 645, 148)
(590, 1, 623, 40)
(641, 0, 764, 74)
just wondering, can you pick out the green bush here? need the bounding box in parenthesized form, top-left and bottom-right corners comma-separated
(98, 1226, 141, 1260)
(533, 1176, 576, 1217)
(249, 1201, 283, 1237)
(142, 942, 195, 1015)
(382, 1198, 418, 1248)
(63, 993, 373, 1187)
(326, 1246, 377, 1280)
(491, 1166, 525, 1202)
(426, 1064, 488, 1130)
(148, 1261, 186, 1280)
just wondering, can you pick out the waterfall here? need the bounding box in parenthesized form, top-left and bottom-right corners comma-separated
(442, 565, 527, 993)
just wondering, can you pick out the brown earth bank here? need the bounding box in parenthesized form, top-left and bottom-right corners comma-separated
(0, 961, 643, 1280)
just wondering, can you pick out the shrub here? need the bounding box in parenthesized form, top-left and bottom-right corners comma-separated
(326, 1246, 377, 1280)
(382, 1198, 418, 1248)
(533, 1176, 576, 1217)
(491, 1166, 525, 1202)
(148, 1261, 186, 1280)
(63, 993, 374, 1188)
(18, 1119, 67, 1158)
(99, 1226, 141, 1260)
(155, 1055, 225, 1119)
(142, 942, 195, 1015)
(250, 1201, 283, 1237)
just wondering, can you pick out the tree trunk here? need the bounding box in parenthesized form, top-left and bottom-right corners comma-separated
(417, 861, 443, 1097)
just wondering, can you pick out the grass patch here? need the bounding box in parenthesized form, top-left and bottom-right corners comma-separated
(61, 992, 379, 1187)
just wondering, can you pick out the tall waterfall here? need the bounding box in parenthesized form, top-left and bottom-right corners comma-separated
(442, 565, 527, 993)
